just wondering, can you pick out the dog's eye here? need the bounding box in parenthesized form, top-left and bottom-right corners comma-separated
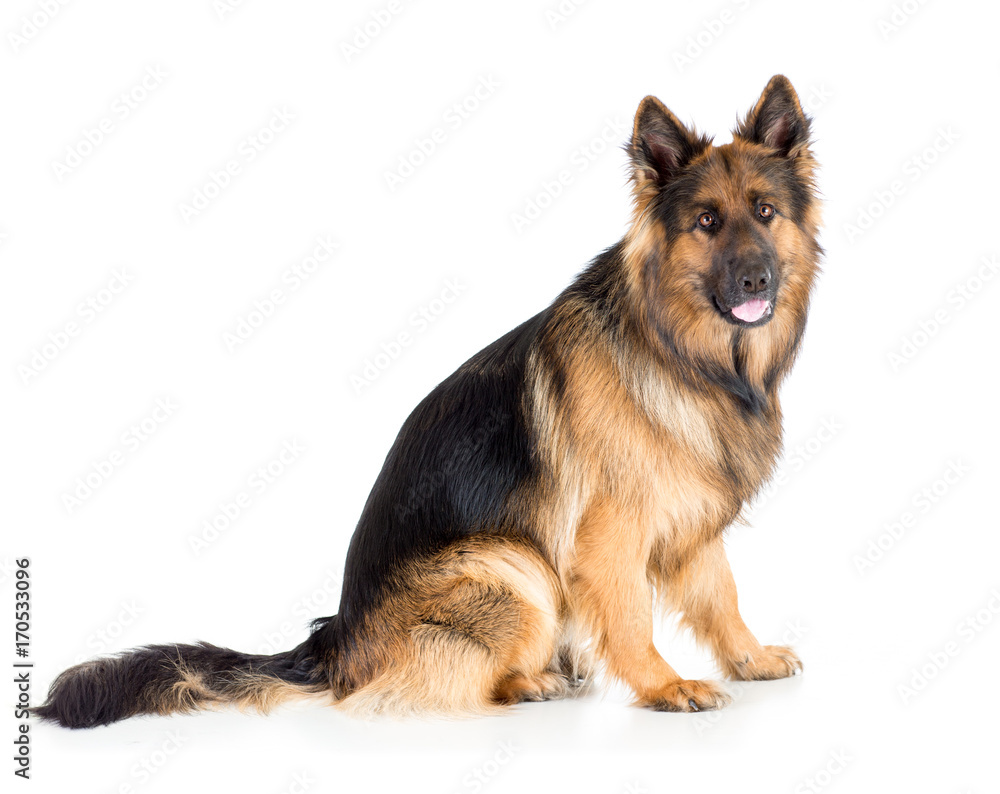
(698, 212, 715, 228)
(758, 204, 775, 220)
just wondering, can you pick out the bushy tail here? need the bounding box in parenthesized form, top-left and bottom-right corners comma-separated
(34, 639, 326, 729)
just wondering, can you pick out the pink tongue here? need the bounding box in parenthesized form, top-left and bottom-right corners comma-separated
(732, 299, 769, 322)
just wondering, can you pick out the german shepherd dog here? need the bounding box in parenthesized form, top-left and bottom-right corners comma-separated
(37, 75, 821, 728)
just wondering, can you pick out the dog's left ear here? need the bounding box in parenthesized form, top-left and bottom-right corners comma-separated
(735, 75, 811, 157)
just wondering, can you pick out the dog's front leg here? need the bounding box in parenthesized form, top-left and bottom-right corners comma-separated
(571, 501, 731, 712)
(665, 534, 803, 681)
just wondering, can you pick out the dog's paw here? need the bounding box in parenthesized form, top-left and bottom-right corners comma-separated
(726, 645, 803, 681)
(643, 679, 732, 712)
(492, 671, 569, 705)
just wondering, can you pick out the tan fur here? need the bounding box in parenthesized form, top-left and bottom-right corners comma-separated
(336, 537, 566, 717)
(227, 675, 326, 714)
(162, 667, 216, 715)
(157, 662, 326, 718)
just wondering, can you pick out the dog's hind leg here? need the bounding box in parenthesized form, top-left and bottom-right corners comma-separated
(336, 536, 565, 717)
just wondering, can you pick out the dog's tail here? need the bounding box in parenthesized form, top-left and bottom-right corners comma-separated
(33, 633, 330, 729)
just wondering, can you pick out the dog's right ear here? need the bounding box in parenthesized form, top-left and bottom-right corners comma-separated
(628, 96, 709, 189)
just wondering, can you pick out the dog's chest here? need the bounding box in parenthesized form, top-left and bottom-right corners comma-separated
(640, 395, 782, 540)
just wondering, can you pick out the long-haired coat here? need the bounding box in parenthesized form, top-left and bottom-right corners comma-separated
(37, 75, 821, 728)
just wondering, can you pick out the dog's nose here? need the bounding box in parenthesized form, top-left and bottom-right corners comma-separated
(736, 264, 771, 295)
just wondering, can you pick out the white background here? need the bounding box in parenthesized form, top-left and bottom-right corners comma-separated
(3, 0, 999, 792)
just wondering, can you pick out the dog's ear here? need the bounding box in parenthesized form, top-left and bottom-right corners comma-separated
(735, 75, 811, 157)
(628, 96, 709, 188)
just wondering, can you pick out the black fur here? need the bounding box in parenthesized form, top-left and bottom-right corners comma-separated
(33, 641, 319, 729)
(338, 314, 545, 622)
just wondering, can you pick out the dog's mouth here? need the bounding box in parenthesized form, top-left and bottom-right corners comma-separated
(714, 296, 774, 326)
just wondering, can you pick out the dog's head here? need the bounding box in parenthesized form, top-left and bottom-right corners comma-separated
(626, 75, 821, 338)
